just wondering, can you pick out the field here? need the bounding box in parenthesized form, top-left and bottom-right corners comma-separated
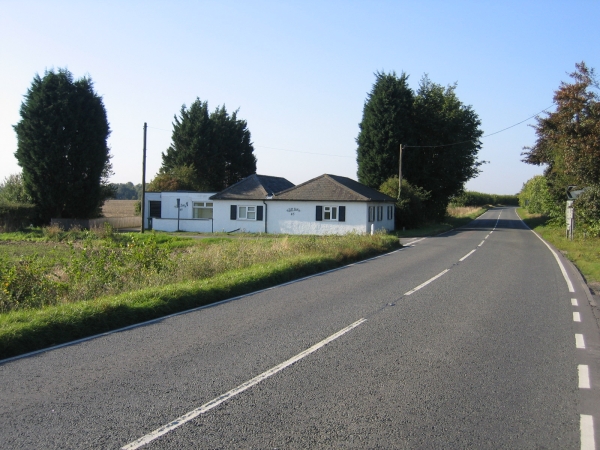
(102, 200, 138, 217)
(0, 227, 400, 358)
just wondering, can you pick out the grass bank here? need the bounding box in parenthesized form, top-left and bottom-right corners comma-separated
(517, 208, 600, 286)
(0, 231, 399, 359)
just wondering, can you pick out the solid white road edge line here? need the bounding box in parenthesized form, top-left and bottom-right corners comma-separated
(581, 414, 596, 450)
(459, 250, 476, 262)
(579, 364, 591, 389)
(530, 230, 575, 292)
(574, 312, 582, 322)
(576, 334, 586, 349)
(404, 269, 450, 296)
(121, 318, 367, 450)
(517, 210, 575, 293)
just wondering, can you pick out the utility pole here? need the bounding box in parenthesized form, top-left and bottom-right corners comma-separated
(398, 144, 403, 200)
(141, 122, 147, 233)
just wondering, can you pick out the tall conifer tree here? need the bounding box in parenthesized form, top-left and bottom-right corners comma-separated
(13, 69, 112, 222)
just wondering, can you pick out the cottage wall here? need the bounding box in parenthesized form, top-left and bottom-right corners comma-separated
(267, 201, 394, 235)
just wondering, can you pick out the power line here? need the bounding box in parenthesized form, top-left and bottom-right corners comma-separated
(404, 104, 555, 149)
(144, 104, 555, 158)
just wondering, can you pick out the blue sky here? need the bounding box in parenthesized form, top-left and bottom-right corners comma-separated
(1, 1, 598, 195)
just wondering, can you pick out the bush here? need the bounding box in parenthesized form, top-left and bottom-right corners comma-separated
(574, 185, 600, 237)
(451, 191, 518, 207)
(379, 176, 431, 228)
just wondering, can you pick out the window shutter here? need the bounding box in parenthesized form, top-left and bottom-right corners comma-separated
(257, 205, 264, 221)
(339, 206, 345, 222)
(316, 205, 323, 221)
(230, 205, 237, 220)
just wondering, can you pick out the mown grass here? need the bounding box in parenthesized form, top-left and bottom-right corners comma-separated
(517, 208, 600, 286)
(395, 206, 488, 238)
(0, 229, 399, 359)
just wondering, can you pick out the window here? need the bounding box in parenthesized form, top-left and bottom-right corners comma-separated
(387, 205, 394, 220)
(377, 206, 383, 221)
(239, 205, 256, 220)
(316, 206, 345, 222)
(193, 202, 213, 219)
(324, 206, 337, 221)
(149, 201, 161, 218)
(368, 206, 375, 222)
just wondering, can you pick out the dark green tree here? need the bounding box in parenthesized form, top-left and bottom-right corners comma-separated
(160, 98, 257, 191)
(0, 173, 32, 204)
(356, 71, 414, 188)
(13, 69, 113, 222)
(406, 76, 484, 220)
(357, 72, 484, 221)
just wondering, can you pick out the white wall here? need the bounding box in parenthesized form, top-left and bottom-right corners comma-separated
(213, 200, 268, 233)
(267, 201, 394, 235)
(152, 218, 213, 233)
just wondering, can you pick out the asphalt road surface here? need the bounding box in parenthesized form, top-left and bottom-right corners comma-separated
(1, 207, 599, 449)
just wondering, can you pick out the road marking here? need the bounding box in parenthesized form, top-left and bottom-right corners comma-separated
(576, 334, 586, 349)
(574, 312, 582, 322)
(529, 230, 575, 292)
(121, 318, 367, 449)
(404, 269, 450, 296)
(459, 250, 476, 262)
(581, 414, 596, 450)
(478, 240, 485, 247)
(579, 365, 591, 389)
(572, 298, 579, 306)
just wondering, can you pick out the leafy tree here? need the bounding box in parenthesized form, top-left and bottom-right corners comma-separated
(357, 72, 484, 222)
(160, 98, 256, 191)
(0, 173, 32, 204)
(111, 182, 142, 200)
(147, 165, 200, 192)
(522, 62, 600, 226)
(574, 185, 600, 237)
(523, 62, 600, 188)
(406, 76, 484, 220)
(13, 68, 113, 222)
(518, 175, 557, 216)
(379, 176, 430, 228)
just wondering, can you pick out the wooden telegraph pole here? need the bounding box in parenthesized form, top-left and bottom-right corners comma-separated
(398, 144, 403, 200)
(141, 122, 147, 233)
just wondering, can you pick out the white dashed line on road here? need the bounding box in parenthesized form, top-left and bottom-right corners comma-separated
(576, 334, 586, 349)
(121, 318, 367, 449)
(404, 270, 450, 296)
(579, 365, 591, 389)
(572, 298, 579, 306)
(459, 250, 476, 262)
(574, 312, 582, 322)
(581, 415, 596, 450)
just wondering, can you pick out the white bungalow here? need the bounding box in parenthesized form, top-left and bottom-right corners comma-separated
(143, 173, 395, 235)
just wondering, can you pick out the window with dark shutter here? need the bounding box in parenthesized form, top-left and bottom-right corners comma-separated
(230, 205, 237, 220)
(339, 206, 345, 222)
(316, 205, 323, 221)
(257, 205, 264, 221)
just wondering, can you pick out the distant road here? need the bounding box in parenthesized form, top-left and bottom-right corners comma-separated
(1, 207, 598, 449)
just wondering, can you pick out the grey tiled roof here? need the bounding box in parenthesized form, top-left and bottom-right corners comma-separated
(210, 174, 294, 200)
(272, 174, 396, 202)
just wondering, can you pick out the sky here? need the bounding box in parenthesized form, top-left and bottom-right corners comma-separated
(1, 1, 599, 195)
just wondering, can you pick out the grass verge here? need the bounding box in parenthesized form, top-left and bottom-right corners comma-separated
(0, 235, 399, 360)
(517, 207, 600, 286)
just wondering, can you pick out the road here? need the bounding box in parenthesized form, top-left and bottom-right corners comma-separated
(1, 207, 598, 449)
